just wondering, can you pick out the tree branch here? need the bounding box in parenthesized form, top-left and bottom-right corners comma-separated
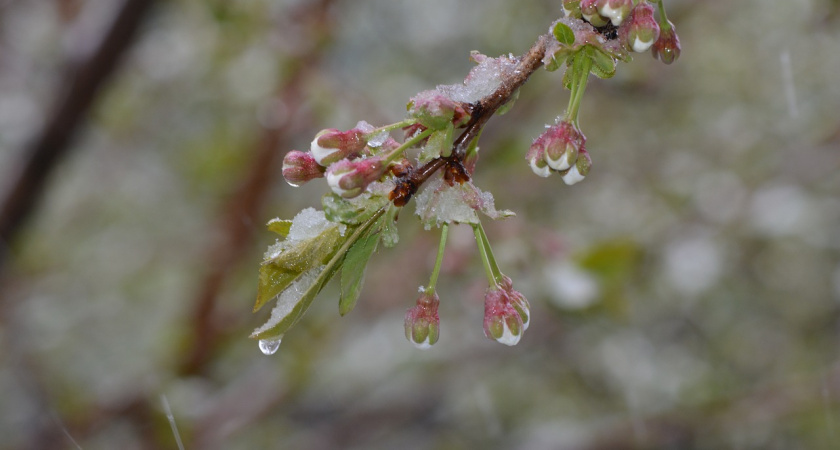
(0, 0, 157, 271)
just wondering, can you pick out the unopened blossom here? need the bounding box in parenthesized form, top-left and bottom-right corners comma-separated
(620, 2, 660, 53)
(409, 90, 471, 130)
(598, 0, 633, 26)
(651, 20, 681, 64)
(541, 121, 585, 171)
(500, 276, 531, 330)
(580, 0, 608, 27)
(562, 0, 582, 19)
(560, 147, 592, 185)
(483, 286, 524, 346)
(404, 290, 440, 349)
(526, 136, 552, 178)
(282, 150, 325, 186)
(310, 128, 368, 166)
(325, 157, 387, 198)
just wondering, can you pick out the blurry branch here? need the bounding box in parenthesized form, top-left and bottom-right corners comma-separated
(0, 0, 158, 272)
(178, 0, 337, 376)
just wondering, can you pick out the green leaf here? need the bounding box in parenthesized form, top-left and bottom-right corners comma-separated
(497, 89, 519, 116)
(552, 21, 575, 46)
(381, 206, 400, 248)
(251, 208, 387, 340)
(587, 47, 616, 79)
(253, 225, 344, 312)
(323, 193, 388, 225)
(545, 48, 570, 72)
(339, 222, 382, 316)
(266, 218, 292, 237)
(419, 123, 454, 163)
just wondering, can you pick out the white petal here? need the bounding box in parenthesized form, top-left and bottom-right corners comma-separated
(632, 36, 654, 53)
(310, 137, 338, 165)
(495, 321, 521, 346)
(325, 170, 349, 196)
(562, 165, 586, 185)
(530, 159, 552, 178)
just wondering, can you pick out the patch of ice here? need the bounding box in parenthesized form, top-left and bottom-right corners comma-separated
(264, 208, 334, 260)
(437, 53, 519, 103)
(251, 265, 325, 337)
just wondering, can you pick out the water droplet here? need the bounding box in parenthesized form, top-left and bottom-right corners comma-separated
(258, 337, 282, 355)
(284, 179, 300, 188)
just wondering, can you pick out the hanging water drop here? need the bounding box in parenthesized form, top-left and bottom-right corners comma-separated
(258, 337, 282, 355)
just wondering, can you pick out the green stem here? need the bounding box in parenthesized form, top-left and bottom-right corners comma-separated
(382, 128, 434, 166)
(427, 223, 448, 293)
(655, 0, 672, 30)
(564, 52, 593, 125)
(366, 119, 417, 140)
(476, 222, 504, 283)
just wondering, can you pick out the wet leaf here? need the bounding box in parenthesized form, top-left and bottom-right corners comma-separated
(339, 221, 382, 316)
(266, 218, 292, 237)
(323, 192, 388, 225)
(552, 21, 575, 46)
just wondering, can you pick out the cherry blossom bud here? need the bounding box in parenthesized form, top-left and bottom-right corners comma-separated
(562, 0, 582, 19)
(580, 0, 608, 27)
(541, 121, 585, 171)
(408, 90, 470, 130)
(404, 290, 440, 349)
(526, 136, 552, 178)
(651, 21, 681, 64)
(310, 128, 367, 166)
(598, 0, 633, 26)
(325, 157, 386, 198)
(483, 286, 523, 346)
(560, 147, 592, 185)
(620, 2, 660, 53)
(281, 150, 325, 186)
(500, 276, 531, 331)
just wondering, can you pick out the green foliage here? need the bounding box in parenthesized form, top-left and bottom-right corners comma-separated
(339, 222, 382, 316)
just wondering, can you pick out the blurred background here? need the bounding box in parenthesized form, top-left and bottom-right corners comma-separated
(1, 0, 839, 448)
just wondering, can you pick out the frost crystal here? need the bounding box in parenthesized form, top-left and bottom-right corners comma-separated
(414, 177, 513, 230)
(251, 265, 325, 337)
(264, 208, 333, 260)
(437, 53, 519, 103)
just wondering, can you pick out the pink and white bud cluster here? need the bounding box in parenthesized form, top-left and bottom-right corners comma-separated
(526, 121, 592, 185)
(404, 289, 441, 349)
(619, 2, 660, 53)
(581, 0, 633, 27)
(483, 278, 530, 346)
(325, 157, 387, 198)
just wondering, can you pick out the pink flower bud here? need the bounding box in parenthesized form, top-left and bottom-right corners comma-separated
(581, 0, 608, 27)
(598, 0, 633, 26)
(651, 21, 681, 64)
(500, 276, 531, 331)
(620, 2, 660, 53)
(483, 286, 523, 346)
(281, 150, 325, 186)
(325, 157, 386, 198)
(404, 290, 440, 349)
(310, 128, 367, 166)
(408, 90, 471, 130)
(526, 136, 552, 178)
(541, 121, 585, 171)
(560, 147, 592, 185)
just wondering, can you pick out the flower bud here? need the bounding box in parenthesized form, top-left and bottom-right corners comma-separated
(560, 148, 592, 185)
(325, 157, 386, 198)
(620, 2, 660, 53)
(598, 0, 633, 26)
(526, 135, 552, 178)
(281, 150, 325, 186)
(651, 21, 681, 64)
(310, 128, 367, 166)
(580, 0, 608, 27)
(404, 290, 440, 349)
(541, 121, 585, 171)
(562, 0, 582, 19)
(408, 90, 470, 130)
(483, 286, 523, 346)
(500, 276, 531, 331)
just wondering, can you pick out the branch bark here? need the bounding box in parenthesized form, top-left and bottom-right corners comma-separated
(0, 0, 158, 271)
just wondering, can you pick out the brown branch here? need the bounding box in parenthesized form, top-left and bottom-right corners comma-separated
(177, 0, 337, 376)
(0, 0, 157, 272)
(389, 34, 550, 206)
